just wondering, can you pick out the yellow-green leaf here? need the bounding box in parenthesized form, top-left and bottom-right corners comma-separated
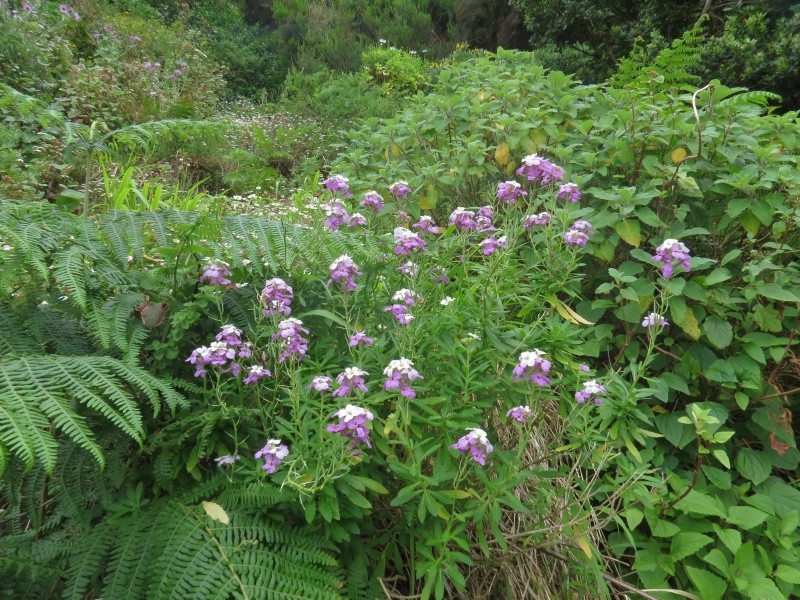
(675, 306, 701, 340)
(615, 219, 641, 247)
(494, 142, 510, 167)
(202, 501, 230, 525)
(671, 147, 688, 164)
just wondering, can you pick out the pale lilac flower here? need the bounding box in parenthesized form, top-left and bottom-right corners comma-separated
(214, 454, 241, 467)
(413, 216, 440, 235)
(322, 199, 350, 231)
(398, 261, 419, 277)
(129, 35, 142, 43)
(271, 318, 309, 362)
(576, 380, 606, 406)
(349, 331, 373, 347)
(186, 341, 237, 377)
(261, 277, 293, 317)
(255, 439, 289, 473)
(391, 288, 417, 306)
(307, 375, 333, 393)
(200, 259, 232, 286)
(244, 365, 271, 384)
(393, 227, 426, 255)
(329, 255, 362, 292)
(557, 182, 581, 203)
(383, 358, 423, 398)
(515, 154, 564, 185)
(523, 212, 552, 228)
(513, 350, 552, 386)
(347, 212, 367, 227)
(476, 205, 496, 231)
(563, 220, 593, 247)
(322, 174, 352, 198)
(450, 428, 493, 465)
(327, 404, 374, 447)
(449, 207, 478, 232)
(22, 1, 34, 12)
(431, 266, 449, 285)
(579, 363, 591, 373)
(389, 181, 412, 199)
(653, 239, 691, 279)
(497, 181, 528, 204)
(479, 235, 508, 255)
(360, 190, 384, 212)
(216, 324, 243, 346)
(332, 367, 369, 397)
(642, 312, 669, 328)
(507, 406, 533, 423)
(384, 303, 414, 326)
(171, 69, 183, 79)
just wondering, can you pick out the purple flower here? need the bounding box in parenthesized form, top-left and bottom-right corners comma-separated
(431, 266, 450, 285)
(329, 255, 362, 292)
(515, 154, 564, 185)
(449, 207, 478, 232)
(642, 312, 669, 328)
(653, 239, 691, 279)
(347, 212, 367, 227)
(22, 1, 34, 12)
(476, 205, 496, 232)
(327, 404, 374, 447)
(214, 454, 241, 467)
(322, 174, 352, 198)
(171, 69, 183, 79)
(307, 375, 333, 393)
(412, 216, 440, 235)
(200, 259, 233, 286)
(557, 182, 581, 203)
(322, 199, 350, 231)
(497, 181, 528, 204)
(389, 181, 412, 199)
(360, 190, 384, 212)
(479, 235, 508, 256)
(255, 439, 289, 473)
(129, 35, 142, 43)
(186, 341, 237, 377)
(349, 331, 373, 347)
(243, 365, 272, 385)
(523, 212, 552, 228)
(579, 363, 591, 373)
(391, 288, 417, 306)
(261, 277, 293, 317)
(507, 405, 533, 423)
(216, 324, 244, 346)
(576, 380, 606, 406)
(450, 428, 493, 465)
(398, 261, 419, 277)
(563, 220, 593, 247)
(384, 303, 414, 326)
(512, 350, 552, 386)
(383, 358, 423, 398)
(332, 367, 369, 397)
(271, 318, 309, 362)
(393, 227, 426, 255)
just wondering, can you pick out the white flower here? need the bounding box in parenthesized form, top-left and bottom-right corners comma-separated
(440, 296, 455, 306)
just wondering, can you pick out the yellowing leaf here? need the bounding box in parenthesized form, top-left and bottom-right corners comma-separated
(202, 501, 230, 525)
(529, 130, 548, 149)
(676, 307, 701, 340)
(419, 184, 438, 210)
(504, 162, 516, 176)
(494, 142, 511, 167)
(739, 211, 761, 235)
(615, 219, 642, 247)
(572, 530, 594, 558)
(671, 147, 688, 164)
(476, 90, 485, 102)
(391, 143, 401, 159)
(548, 296, 594, 325)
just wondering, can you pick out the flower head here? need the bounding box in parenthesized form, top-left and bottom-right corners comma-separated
(449, 207, 478, 232)
(307, 375, 333, 393)
(261, 277, 293, 317)
(397, 261, 419, 277)
(507, 406, 533, 423)
(271, 318, 309, 362)
(393, 227, 426, 255)
(642, 312, 669, 328)
(497, 181, 528, 204)
(329, 255, 362, 292)
(243, 364, 271, 385)
(653, 239, 691, 279)
(563, 220, 593, 247)
(479, 235, 508, 256)
(384, 303, 414, 326)
(332, 367, 369, 397)
(557, 182, 581, 203)
(389, 181, 412, 199)
(327, 404, 374, 447)
(391, 288, 417, 306)
(413, 216, 440, 235)
(360, 190, 384, 212)
(322, 174, 352, 198)
(523, 212, 552, 228)
(515, 154, 564, 185)
(200, 259, 233, 287)
(576, 380, 606, 406)
(450, 428, 493, 465)
(513, 350, 552, 386)
(347, 212, 367, 227)
(322, 198, 350, 231)
(255, 439, 289, 473)
(349, 331, 374, 347)
(383, 358, 423, 398)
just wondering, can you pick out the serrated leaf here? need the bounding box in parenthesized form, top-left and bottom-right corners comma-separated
(735, 448, 772, 485)
(615, 219, 641, 247)
(671, 532, 714, 561)
(685, 566, 726, 600)
(674, 490, 726, 517)
(726, 506, 768, 529)
(703, 316, 733, 349)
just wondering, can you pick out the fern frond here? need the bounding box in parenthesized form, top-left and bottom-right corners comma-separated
(51, 246, 88, 310)
(719, 89, 783, 109)
(0, 307, 42, 358)
(62, 521, 114, 600)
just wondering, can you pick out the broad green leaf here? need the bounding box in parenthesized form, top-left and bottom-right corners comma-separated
(670, 532, 713, 561)
(703, 316, 733, 349)
(744, 578, 785, 600)
(775, 565, 800, 584)
(735, 448, 772, 485)
(674, 490, 726, 517)
(685, 566, 726, 600)
(726, 506, 768, 529)
(757, 283, 800, 303)
(615, 219, 641, 247)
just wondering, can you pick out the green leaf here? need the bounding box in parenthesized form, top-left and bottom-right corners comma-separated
(703, 316, 733, 349)
(703, 466, 731, 490)
(735, 448, 772, 485)
(744, 578, 786, 600)
(704, 268, 732, 286)
(674, 490, 726, 517)
(775, 565, 800, 584)
(670, 532, 714, 561)
(757, 284, 800, 303)
(615, 219, 641, 247)
(726, 506, 768, 529)
(685, 566, 726, 600)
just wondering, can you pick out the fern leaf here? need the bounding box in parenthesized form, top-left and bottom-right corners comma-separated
(51, 246, 88, 310)
(62, 521, 114, 600)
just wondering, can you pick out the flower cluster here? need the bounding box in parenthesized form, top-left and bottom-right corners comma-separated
(576, 380, 606, 406)
(200, 259, 233, 287)
(348, 212, 367, 227)
(516, 154, 564, 185)
(449, 207, 477, 232)
(333, 367, 369, 397)
(512, 350, 552, 386)
(563, 220, 593, 247)
(393, 227, 426, 255)
(557, 182, 581, 203)
(261, 277, 293, 317)
(307, 375, 333, 393)
(392, 288, 417, 306)
(642, 312, 669, 328)
(58, 4, 80, 20)
(255, 439, 289, 473)
(360, 190, 384, 212)
(243, 364, 271, 384)
(479, 235, 508, 256)
(389, 181, 412, 199)
(271, 318, 309, 362)
(327, 404, 375, 447)
(497, 181, 528, 204)
(413, 216, 440, 235)
(476, 205, 496, 232)
(349, 331, 374, 347)
(322, 199, 350, 231)
(383, 358, 423, 398)
(653, 239, 691, 279)
(451, 428, 493, 465)
(187, 325, 251, 377)
(385, 303, 414, 326)
(322, 174, 352, 198)
(507, 405, 533, 423)
(398, 261, 419, 277)
(522, 211, 552, 228)
(329, 255, 362, 292)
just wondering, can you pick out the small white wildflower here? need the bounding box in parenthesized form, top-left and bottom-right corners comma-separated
(440, 296, 455, 306)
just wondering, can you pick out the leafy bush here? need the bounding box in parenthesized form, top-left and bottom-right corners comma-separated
(361, 44, 428, 95)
